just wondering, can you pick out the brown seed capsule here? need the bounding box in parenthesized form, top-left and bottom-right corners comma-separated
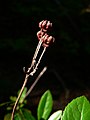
(39, 20, 44, 28)
(37, 20, 55, 47)
(37, 30, 45, 41)
(42, 43, 49, 47)
(42, 35, 55, 47)
(46, 21, 52, 30)
(39, 20, 52, 32)
(42, 33, 49, 43)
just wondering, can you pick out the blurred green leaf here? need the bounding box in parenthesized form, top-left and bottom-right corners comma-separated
(0, 102, 11, 107)
(10, 96, 17, 102)
(4, 113, 22, 120)
(4, 113, 11, 120)
(6, 106, 12, 110)
(21, 108, 36, 120)
(14, 113, 22, 120)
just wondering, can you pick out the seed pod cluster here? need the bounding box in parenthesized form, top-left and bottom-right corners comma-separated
(37, 20, 55, 47)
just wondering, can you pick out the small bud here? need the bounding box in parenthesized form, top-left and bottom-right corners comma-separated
(43, 33, 49, 43)
(46, 21, 52, 30)
(37, 30, 45, 41)
(39, 20, 52, 32)
(39, 20, 44, 28)
(42, 34, 55, 48)
(37, 20, 55, 47)
(46, 36, 55, 45)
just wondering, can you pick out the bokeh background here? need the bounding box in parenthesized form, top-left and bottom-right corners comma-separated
(0, 0, 90, 118)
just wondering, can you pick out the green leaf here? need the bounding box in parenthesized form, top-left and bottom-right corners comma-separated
(0, 101, 11, 107)
(48, 110, 62, 120)
(21, 108, 36, 120)
(7, 106, 12, 110)
(62, 96, 90, 120)
(4, 113, 11, 120)
(4, 109, 35, 120)
(14, 113, 22, 120)
(10, 96, 17, 102)
(37, 90, 53, 120)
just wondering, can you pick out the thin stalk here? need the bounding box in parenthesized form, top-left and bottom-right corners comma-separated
(11, 74, 29, 120)
(11, 67, 47, 120)
(24, 66, 47, 100)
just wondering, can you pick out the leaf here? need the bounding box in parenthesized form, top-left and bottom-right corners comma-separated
(48, 110, 62, 120)
(10, 96, 17, 102)
(37, 90, 53, 120)
(14, 113, 22, 120)
(4, 113, 11, 120)
(0, 101, 11, 107)
(7, 106, 12, 110)
(21, 108, 36, 120)
(62, 96, 90, 120)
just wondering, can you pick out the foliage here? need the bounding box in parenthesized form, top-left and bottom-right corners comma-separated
(37, 90, 53, 120)
(48, 110, 62, 120)
(1, 88, 90, 120)
(62, 96, 90, 120)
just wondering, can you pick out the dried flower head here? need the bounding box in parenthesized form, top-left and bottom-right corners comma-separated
(37, 20, 55, 47)
(39, 20, 52, 32)
(37, 30, 45, 41)
(42, 35, 55, 47)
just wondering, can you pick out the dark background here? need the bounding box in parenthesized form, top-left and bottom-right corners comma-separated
(0, 0, 90, 118)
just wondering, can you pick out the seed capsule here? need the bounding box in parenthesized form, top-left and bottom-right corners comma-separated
(39, 20, 52, 32)
(37, 30, 45, 41)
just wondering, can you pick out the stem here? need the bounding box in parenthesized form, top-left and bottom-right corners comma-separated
(35, 47, 46, 71)
(11, 74, 29, 120)
(24, 66, 47, 100)
(11, 67, 47, 120)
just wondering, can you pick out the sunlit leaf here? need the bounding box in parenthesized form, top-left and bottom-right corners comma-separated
(62, 96, 90, 120)
(48, 110, 62, 120)
(37, 90, 53, 120)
